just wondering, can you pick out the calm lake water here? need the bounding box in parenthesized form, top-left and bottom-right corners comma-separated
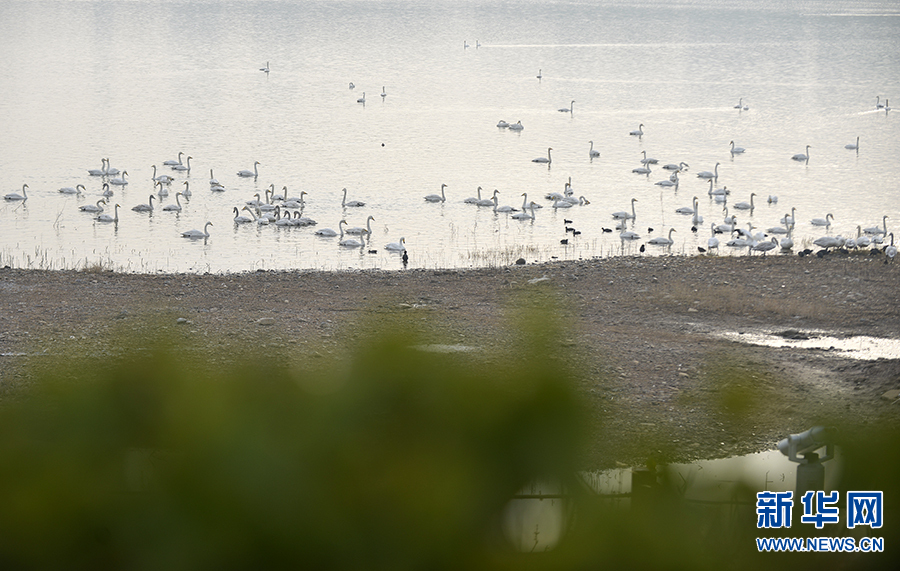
(1, 0, 898, 273)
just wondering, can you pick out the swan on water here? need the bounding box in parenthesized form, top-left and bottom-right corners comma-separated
(385, 237, 406, 251)
(260, 62, 269, 73)
(152, 165, 174, 183)
(629, 124, 644, 137)
(696, 163, 720, 180)
(532, 147, 552, 164)
(536, 69, 542, 80)
(751, 237, 779, 255)
(131, 195, 155, 212)
(512, 202, 536, 220)
(620, 230, 640, 240)
(612, 198, 638, 220)
(632, 163, 651, 175)
(655, 172, 678, 187)
(59, 184, 85, 195)
(103, 159, 120, 176)
(493, 194, 518, 212)
(315, 224, 338, 237)
(424, 184, 447, 202)
(464, 186, 483, 204)
(101, 183, 114, 197)
(344, 215, 374, 235)
(233, 207, 253, 224)
(109, 171, 129, 185)
(768, 195, 778, 204)
(477, 189, 498, 207)
(662, 162, 689, 172)
(180, 180, 191, 198)
(162, 152, 183, 167)
(552, 197, 574, 209)
(182, 221, 212, 239)
(341, 187, 365, 207)
(338, 220, 364, 247)
(733, 193, 756, 211)
(521, 192, 542, 210)
(162, 192, 184, 212)
(171, 155, 192, 172)
(349, 82, 355, 89)
(813, 236, 842, 250)
(209, 169, 219, 186)
(156, 180, 169, 197)
(508, 121, 524, 131)
(845, 136, 859, 150)
(357, 92, 366, 103)
(88, 159, 106, 176)
(876, 96, 884, 109)
(5, 184, 28, 201)
(589, 141, 600, 157)
(237, 161, 260, 178)
(640, 150, 658, 164)
(734, 98, 743, 109)
(79, 199, 106, 213)
(792, 145, 811, 161)
(558, 100, 574, 113)
(863, 215, 888, 235)
(96, 204, 120, 223)
(780, 207, 797, 225)
(707, 224, 720, 252)
(497, 120, 509, 128)
(730, 141, 746, 154)
(648, 228, 676, 246)
(810, 213, 834, 227)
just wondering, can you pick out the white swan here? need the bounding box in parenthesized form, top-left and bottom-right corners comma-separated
(648, 228, 676, 246)
(780, 227, 794, 250)
(357, 92, 366, 104)
(780, 207, 797, 225)
(733, 193, 756, 211)
(103, 159, 120, 176)
(108, 171, 129, 186)
(496, 120, 509, 128)
(260, 61, 269, 73)
(855, 226, 871, 248)
(181, 180, 191, 197)
(655, 172, 678, 187)
(88, 159, 106, 176)
(751, 237, 779, 255)
(338, 221, 364, 247)
(640, 150, 658, 164)
(170, 155, 191, 172)
(532, 147, 552, 164)
(237, 161, 260, 178)
(558, 100, 574, 113)
(629, 124, 644, 137)
(381, 86, 387, 98)
(845, 136, 859, 150)
(662, 162, 689, 171)
(863, 215, 887, 235)
(885, 233, 896, 261)
(315, 225, 338, 237)
(691, 198, 703, 225)
(209, 169, 219, 186)
(876, 96, 884, 109)
(792, 145, 811, 161)
(508, 121, 524, 131)
(493, 194, 519, 212)
(385, 237, 406, 251)
(345, 215, 374, 235)
(182, 221, 212, 239)
(512, 202, 536, 220)
(810, 213, 834, 227)
(477, 189, 497, 207)
(101, 183, 113, 197)
(708, 224, 719, 251)
(233, 206, 253, 223)
(696, 163, 720, 180)
(152, 165, 174, 184)
(551, 197, 573, 209)
(349, 82, 355, 89)
(464, 186, 483, 204)
(162, 152, 183, 167)
(424, 184, 447, 202)
(536, 69, 542, 80)
(767, 216, 791, 234)
(59, 184, 85, 195)
(521, 193, 542, 210)
(619, 230, 640, 240)
(730, 141, 746, 154)
(96, 204, 120, 223)
(131, 195, 155, 212)
(79, 199, 106, 213)
(341, 187, 365, 207)
(632, 163, 651, 175)
(734, 98, 743, 109)
(589, 141, 600, 158)
(813, 236, 842, 250)
(612, 198, 638, 220)
(4, 184, 28, 201)
(156, 180, 169, 197)
(676, 197, 696, 215)
(162, 192, 183, 212)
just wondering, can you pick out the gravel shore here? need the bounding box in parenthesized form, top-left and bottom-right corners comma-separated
(2, 253, 898, 468)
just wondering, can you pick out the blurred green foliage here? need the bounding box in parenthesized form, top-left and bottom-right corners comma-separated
(0, 294, 896, 570)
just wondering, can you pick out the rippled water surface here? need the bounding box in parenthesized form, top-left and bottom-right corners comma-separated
(1, 0, 898, 273)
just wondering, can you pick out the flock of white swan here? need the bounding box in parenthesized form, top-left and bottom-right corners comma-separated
(3, 78, 895, 266)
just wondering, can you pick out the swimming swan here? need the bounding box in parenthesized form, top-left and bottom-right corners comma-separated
(532, 147, 552, 164)
(237, 161, 260, 178)
(181, 221, 212, 239)
(4, 184, 28, 201)
(341, 187, 366, 207)
(424, 184, 447, 202)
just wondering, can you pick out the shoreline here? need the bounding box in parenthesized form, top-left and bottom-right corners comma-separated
(2, 254, 899, 468)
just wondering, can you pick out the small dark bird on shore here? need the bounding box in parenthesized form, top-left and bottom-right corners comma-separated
(564, 219, 573, 224)
(560, 238, 569, 245)
(647, 227, 654, 233)
(639, 244, 646, 253)
(698, 246, 707, 253)
(602, 227, 612, 233)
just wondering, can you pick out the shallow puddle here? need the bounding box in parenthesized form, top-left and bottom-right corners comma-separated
(712, 329, 900, 360)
